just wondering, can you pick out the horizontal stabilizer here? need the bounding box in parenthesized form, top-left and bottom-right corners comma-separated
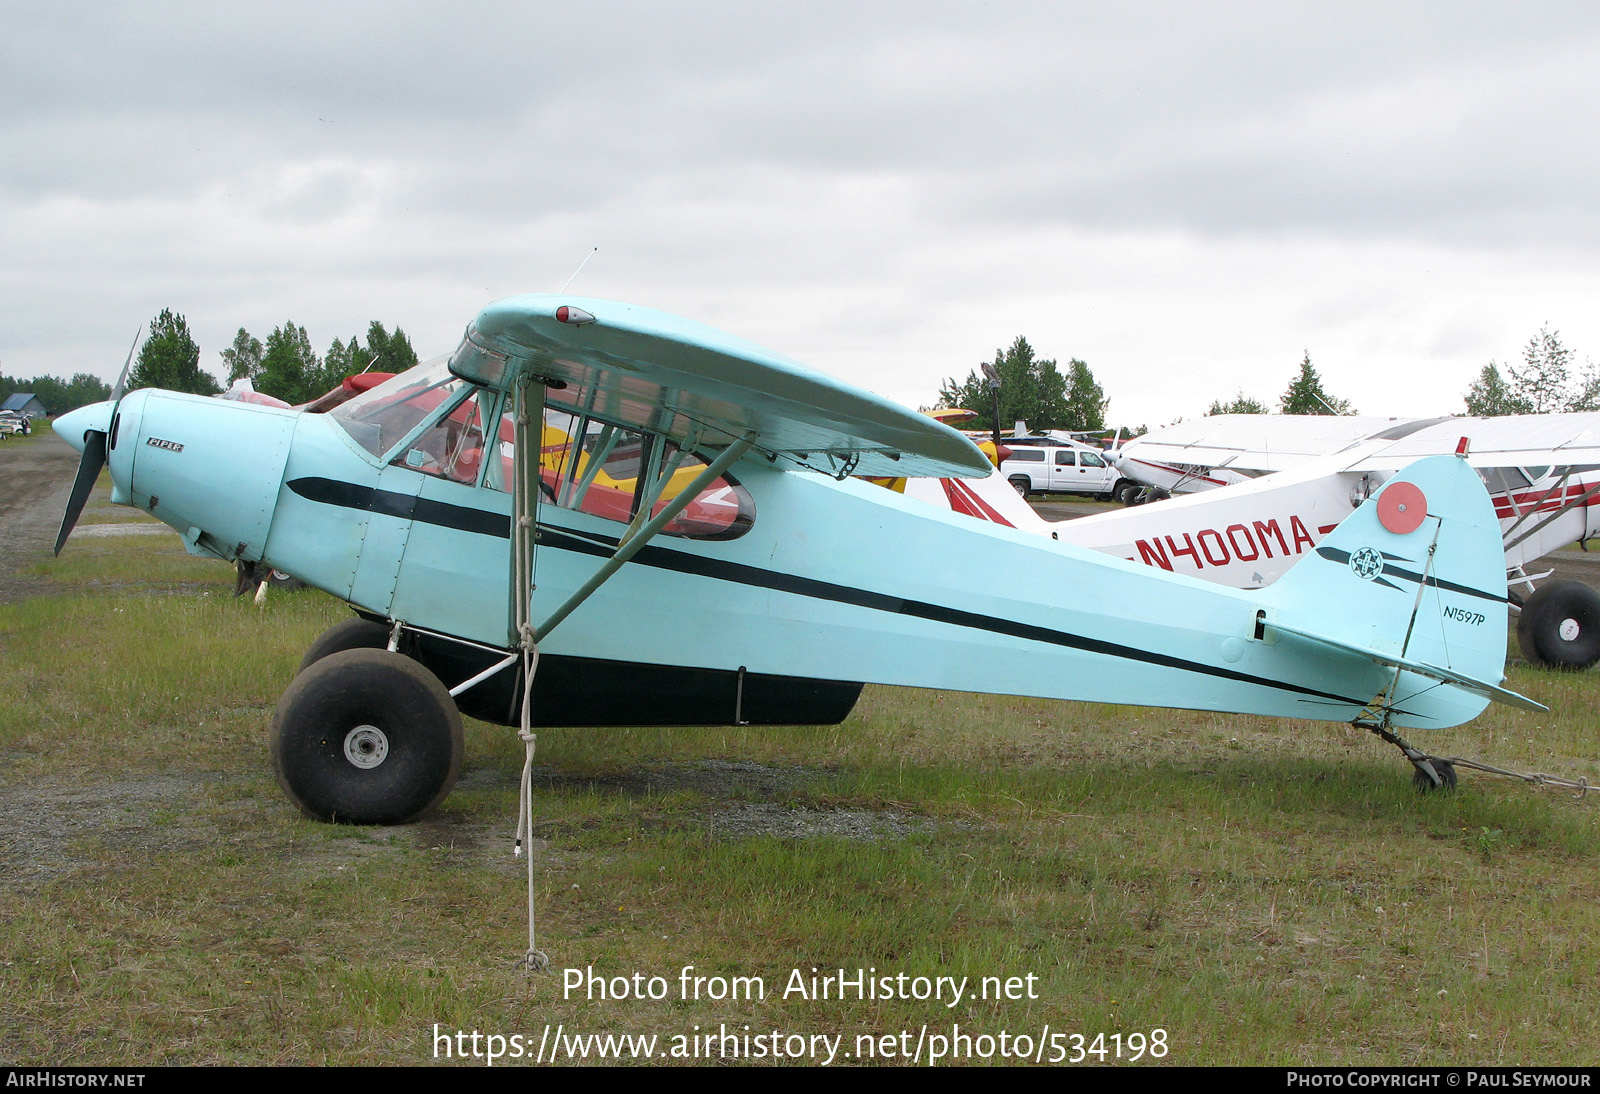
(1268, 619, 1547, 713)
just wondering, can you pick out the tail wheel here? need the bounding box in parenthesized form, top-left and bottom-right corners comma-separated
(1517, 580, 1600, 670)
(1411, 759, 1458, 792)
(272, 648, 464, 824)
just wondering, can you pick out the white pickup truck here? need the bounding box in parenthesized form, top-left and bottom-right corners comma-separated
(998, 438, 1139, 502)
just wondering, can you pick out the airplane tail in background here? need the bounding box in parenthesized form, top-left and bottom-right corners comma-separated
(1259, 454, 1542, 728)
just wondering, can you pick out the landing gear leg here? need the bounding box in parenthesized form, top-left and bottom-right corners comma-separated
(1360, 718, 1457, 792)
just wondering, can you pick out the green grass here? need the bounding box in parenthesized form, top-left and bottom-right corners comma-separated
(0, 507, 1597, 1066)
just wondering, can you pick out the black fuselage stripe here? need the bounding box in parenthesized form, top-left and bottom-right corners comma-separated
(542, 527, 1376, 710)
(290, 476, 1374, 709)
(289, 477, 509, 537)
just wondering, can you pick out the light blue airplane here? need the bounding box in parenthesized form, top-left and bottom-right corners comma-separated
(53, 295, 1541, 824)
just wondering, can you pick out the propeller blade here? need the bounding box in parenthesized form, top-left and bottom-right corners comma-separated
(111, 328, 140, 403)
(57, 327, 142, 555)
(54, 430, 108, 556)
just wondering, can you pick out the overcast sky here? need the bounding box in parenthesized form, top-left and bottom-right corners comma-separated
(6, 2, 1600, 425)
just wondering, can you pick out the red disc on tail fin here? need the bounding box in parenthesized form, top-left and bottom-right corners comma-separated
(1377, 481, 1427, 534)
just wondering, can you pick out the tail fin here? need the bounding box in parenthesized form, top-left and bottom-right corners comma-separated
(1260, 454, 1542, 727)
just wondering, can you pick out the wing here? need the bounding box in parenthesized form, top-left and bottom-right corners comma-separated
(1119, 414, 1432, 474)
(1343, 413, 1600, 474)
(447, 294, 991, 479)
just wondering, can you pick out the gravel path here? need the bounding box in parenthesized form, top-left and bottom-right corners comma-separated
(0, 432, 78, 604)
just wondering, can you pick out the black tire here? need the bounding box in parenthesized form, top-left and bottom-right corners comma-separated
(1008, 476, 1031, 497)
(272, 648, 464, 825)
(1411, 759, 1457, 792)
(266, 569, 306, 592)
(1115, 481, 1140, 506)
(297, 618, 394, 676)
(1517, 580, 1600, 670)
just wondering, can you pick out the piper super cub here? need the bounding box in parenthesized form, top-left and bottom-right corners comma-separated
(53, 295, 1541, 822)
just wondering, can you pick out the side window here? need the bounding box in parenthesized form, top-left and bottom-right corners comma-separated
(567, 421, 654, 523)
(392, 387, 497, 486)
(648, 443, 756, 539)
(1054, 449, 1077, 466)
(486, 407, 754, 540)
(1080, 451, 1105, 467)
(1010, 449, 1045, 463)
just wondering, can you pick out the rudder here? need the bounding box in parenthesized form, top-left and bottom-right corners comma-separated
(1261, 454, 1518, 728)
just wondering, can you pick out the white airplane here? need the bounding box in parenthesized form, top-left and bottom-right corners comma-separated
(1107, 415, 1427, 497)
(909, 414, 1600, 670)
(51, 295, 1539, 826)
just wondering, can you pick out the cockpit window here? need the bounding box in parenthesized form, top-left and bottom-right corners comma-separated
(330, 358, 754, 538)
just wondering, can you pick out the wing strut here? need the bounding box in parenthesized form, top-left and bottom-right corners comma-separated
(1503, 474, 1600, 554)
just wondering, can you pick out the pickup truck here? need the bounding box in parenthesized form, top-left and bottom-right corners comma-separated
(998, 439, 1139, 503)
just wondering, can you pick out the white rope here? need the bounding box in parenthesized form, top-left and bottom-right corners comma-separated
(515, 631, 548, 972)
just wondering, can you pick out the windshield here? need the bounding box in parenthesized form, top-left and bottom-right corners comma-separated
(329, 357, 460, 459)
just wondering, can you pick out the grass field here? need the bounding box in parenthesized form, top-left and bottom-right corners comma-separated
(0, 472, 1597, 1066)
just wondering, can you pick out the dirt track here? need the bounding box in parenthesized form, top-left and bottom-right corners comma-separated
(0, 432, 77, 604)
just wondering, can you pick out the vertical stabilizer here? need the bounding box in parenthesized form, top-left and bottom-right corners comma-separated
(1260, 455, 1528, 727)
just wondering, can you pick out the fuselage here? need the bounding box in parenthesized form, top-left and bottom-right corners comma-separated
(57, 358, 1504, 733)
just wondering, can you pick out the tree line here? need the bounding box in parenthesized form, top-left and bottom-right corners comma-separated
(125, 309, 420, 406)
(1463, 326, 1599, 416)
(937, 337, 1122, 435)
(0, 371, 111, 418)
(933, 340, 1361, 437)
(26, 313, 1586, 428)
(1208, 351, 1356, 416)
(936, 329, 1600, 429)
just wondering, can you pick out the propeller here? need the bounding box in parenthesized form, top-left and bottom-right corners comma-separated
(53, 329, 140, 556)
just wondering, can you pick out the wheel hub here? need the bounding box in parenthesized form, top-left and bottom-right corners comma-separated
(343, 725, 390, 769)
(1560, 618, 1581, 642)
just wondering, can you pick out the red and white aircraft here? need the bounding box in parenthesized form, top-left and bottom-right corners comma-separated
(897, 413, 1600, 670)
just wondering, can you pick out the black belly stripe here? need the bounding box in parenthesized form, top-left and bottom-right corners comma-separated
(288, 476, 1385, 711)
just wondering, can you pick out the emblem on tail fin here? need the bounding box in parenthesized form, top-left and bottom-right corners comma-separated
(1348, 546, 1383, 580)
